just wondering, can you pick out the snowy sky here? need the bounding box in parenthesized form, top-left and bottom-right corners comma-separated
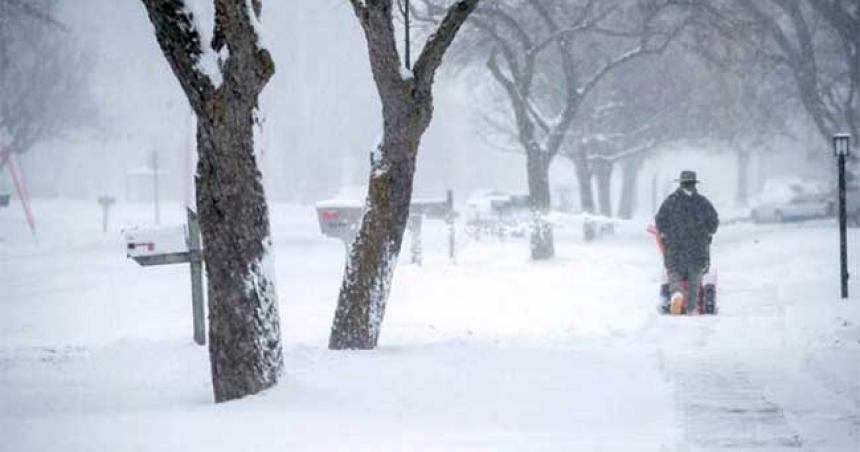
(17, 0, 521, 203)
(7, 0, 827, 212)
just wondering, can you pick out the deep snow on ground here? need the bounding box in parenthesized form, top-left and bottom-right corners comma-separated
(1, 200, 858, 451)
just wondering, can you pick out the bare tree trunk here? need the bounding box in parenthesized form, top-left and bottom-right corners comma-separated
(571, 150, 595, 214)
(569, 149, 597, 241)
(329, 0, 478, 350)
(593, 159, 614, 217)
(617, 156, 642, 219)
(141, 0, 282, 403)
(527, 150, 553, 260)
(735, 148, 751, 207)
(329, 101, 424, 349)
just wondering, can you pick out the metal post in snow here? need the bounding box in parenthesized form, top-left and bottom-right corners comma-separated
(125, 209, 206, 345)
(834, 133, 851, 299)
(408, 214, 423, 265)
(187, 208, 206, 345)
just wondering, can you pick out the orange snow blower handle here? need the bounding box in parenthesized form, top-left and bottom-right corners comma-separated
(647, 224, 666, 254)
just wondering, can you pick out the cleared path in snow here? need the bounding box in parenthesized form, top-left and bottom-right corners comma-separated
(646, 221, 860, 451)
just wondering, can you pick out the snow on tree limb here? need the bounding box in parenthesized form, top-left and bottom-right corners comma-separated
(141, 0, 274, 109)
(140, 0, 218, 110)
(185, 0, 225, 88)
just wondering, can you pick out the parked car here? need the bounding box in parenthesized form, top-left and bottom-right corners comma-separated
(750, 179, 834, 223)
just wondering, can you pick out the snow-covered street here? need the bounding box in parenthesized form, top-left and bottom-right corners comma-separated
(1, 201, 857, 451)
(4, 0, 859, 449)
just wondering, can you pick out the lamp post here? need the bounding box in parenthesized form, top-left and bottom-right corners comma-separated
(834, 133, 851, 299)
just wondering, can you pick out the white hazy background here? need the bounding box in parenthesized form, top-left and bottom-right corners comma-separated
(11, 0, 829, 215)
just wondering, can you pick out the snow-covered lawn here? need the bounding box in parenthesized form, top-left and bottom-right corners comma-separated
(1, 200, 857, 451)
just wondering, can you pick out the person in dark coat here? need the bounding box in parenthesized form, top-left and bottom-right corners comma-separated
(655, 170, 719, 314)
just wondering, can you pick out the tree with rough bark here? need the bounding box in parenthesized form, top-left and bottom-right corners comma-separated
(0, 0, 91, 171)
(140, 0, 282, 402)
(328, 0, 479, 351)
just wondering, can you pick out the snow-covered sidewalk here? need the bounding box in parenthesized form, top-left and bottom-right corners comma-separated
(1, 201, 857, 451)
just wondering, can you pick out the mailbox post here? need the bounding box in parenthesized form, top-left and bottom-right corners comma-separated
(186, 209, 206, 344)
(125, 208, 206, 345)
(97, 196, 115, 233)
(316, 189, 457, 264)
(408, 214, 423, 265)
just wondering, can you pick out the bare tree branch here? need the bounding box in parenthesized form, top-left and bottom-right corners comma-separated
(414, 0, 480, 88)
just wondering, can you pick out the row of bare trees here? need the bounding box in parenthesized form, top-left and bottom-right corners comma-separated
(431, 0, 858, 229)
(693, 0, 860, 177)
(566, 0, 860, 215)
(423, 0, 689, 257)
(134, 0, 857, 403)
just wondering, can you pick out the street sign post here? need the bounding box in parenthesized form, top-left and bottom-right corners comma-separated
(125, 208, 206, 345)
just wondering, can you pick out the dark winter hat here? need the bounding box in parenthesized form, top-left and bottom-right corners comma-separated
(675, 170, 699, 184)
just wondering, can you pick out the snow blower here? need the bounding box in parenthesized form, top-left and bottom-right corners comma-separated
(648, 225, 717, 315)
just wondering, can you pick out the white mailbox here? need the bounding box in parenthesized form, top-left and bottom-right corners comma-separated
(124, 209, 206, 345)
(125, 225, 189, 266)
